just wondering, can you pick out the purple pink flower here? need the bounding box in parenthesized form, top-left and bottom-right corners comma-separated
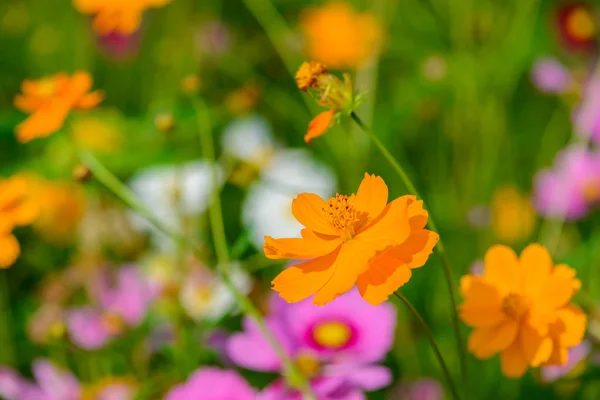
(534, 145, 600, 220)
(574, 74, 600, 142)
(165, 367, 256, 400)
(531, 57, 572, 94)
(227, 288, 396, 399)
(66, 266, 154, 350)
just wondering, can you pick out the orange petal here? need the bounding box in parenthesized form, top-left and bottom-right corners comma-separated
(459, 278, 505, 328)
(118, 9, 143, 34)
(406, 198, 429, 230)
(354, 196, 412, 250)
(384, 229, 439, 269)
(500, 340, 529, 378)
(305, 110, 335, 144)
(468, 320, 519, 359)
(65, 71, 94, 103)
(353, 173, 388, 219)
(520, 324, 553, 367)
(520, 243, 553, 298)
(271, 248, 339, 303)
(74, 90, 104, 109)
(312, 242, 364, 305)
(10, 199, 39, 227)
(292, 193, 339, 236)
(15, 101, 71, 143)
(263, 230, 342, 260)
(14, 95, 44, 113)
(0, 234, 20, 269)
(93, 10, 119, 35)
(357, 255, 412, 306)
(483, 245, 520, 294)
(538, 265, 580, 312)
(555, 306, 587, 348)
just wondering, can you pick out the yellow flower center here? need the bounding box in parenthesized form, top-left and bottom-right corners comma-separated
(322, 194, 363, 241)
(582, 180, 600, 202)
(312, 321, 352, 348)
(294, 351, 321, 379)
(501, 293, 529, 320)
(566, 8, 596, 41)
(295, 61, 328, 91)
(101, 312, 124, 335)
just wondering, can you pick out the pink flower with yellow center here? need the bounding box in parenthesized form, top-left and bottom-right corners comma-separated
(227, 289, 395, 399)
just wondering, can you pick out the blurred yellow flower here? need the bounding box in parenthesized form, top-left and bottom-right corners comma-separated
(301, 2, 383, 69)
(70, 116, 122, 153)
(460, 244, 586, 378)
(491, 185, 536, 243)
(14, 71, 104, 143)
(181, 74, 201, 95)
(225, 84, 261, 116)
(73, 0, 171, 35)
(23, 175, 86, 244)
(0, 176, 39, 268)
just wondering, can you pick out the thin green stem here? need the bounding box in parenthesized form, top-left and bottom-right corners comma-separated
(193, 97, 316, 400)
(81, 147, 316, 400)
(350, 112, 467, 384)
(0, 272, 16, 366)
(394, 292, 462, 400)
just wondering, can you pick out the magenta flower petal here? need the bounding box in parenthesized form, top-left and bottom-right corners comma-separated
(531, 58, 572, 94)
(0, 367, 27, 400)
(165, 368, 256, 400)
(227, 317, 293, 372)
(31, 359, 80, 400)
(100, 266, 153, 326)
(574, 74, 600, 142)
(66, 307, 111, 350)
(542, 341, 591, 382)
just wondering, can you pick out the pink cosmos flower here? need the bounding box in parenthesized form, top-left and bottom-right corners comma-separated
(66, 266, 154, 350)
(164, 367, 256, 400)
(574, 74, 600, 142)
(97, 31, 142, 61)
(534, 145, 600, 220)
(531, 57, 572, 94)
(0, 359, 80, 400)
(227, 289, 396, 399)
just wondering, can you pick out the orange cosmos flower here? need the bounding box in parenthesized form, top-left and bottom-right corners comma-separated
(301, 2, 383, 69)
(14, 71, 104, 143)
(0, 176, 40, 268)
(460, 244, 586, 378)
(491, 185, 536, 244)
(264, 173, 439, 306)
(73, 0, 171, 35)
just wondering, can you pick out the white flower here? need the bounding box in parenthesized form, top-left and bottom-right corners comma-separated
(243, 149, 337, 249)
(128, 161, 223, 250)
(222, 115, 276, 165)
(179, 262, 252, 321)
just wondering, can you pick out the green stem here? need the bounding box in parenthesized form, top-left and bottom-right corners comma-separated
(350, 112, 467, 384)
(0, 271, 16, 366)
(81, 147, 316, 399)
(394, 292, 462, 400)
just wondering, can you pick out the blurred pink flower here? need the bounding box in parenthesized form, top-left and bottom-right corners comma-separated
(195, 20, 231, 57)
(574, 74, 600, 142)
(97, 31, 141, 60)
(541, 340, 591, 382)
(534, 145, 600, 220)
(227, 289, 395, 399)
(531, 57, 572, 94)
(0, 359, 80, 400)
(395, 378, 445, 400)
(66, 266, 154, 350)
(165, 368, 256, 400)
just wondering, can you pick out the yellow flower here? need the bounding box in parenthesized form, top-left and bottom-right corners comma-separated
(0, 176, 39, 268)
(22, 174, 86, 244)
(70, 115, 122, 153)
(14, 71, 103, 143)
(265, 173, 439, 306)
(491, 185, 536, 243)
(301, 2, 383, 68)
(73, 0, 171, 35)
(459, 244, 586, 378)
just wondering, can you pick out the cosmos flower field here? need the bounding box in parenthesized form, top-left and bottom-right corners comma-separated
(1, 1, 600, 399)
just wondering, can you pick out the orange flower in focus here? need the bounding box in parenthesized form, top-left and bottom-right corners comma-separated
(14, 71, 104, 143)
(0, 176, 39, 268)
(460, 244, 586, 378)
(301, 2, 383, 69)
(264, 173, 439, 306)
(73, 0, 171, 35)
